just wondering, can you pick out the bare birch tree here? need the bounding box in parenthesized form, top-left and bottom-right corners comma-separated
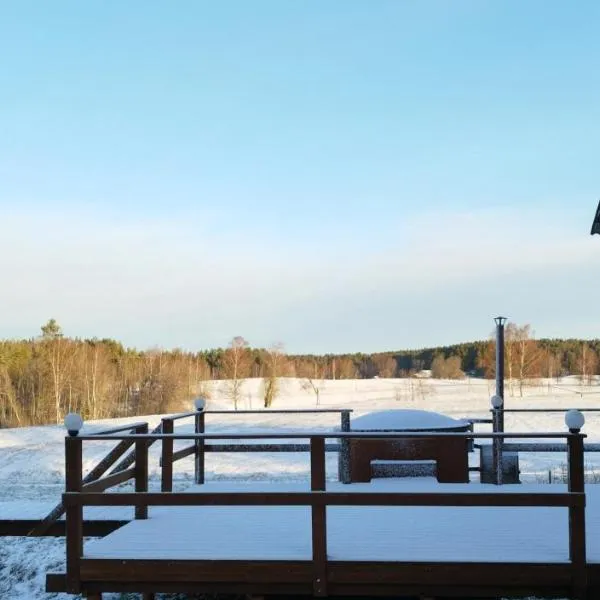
(510, 324, 541, 397)
(262, 343, 287, 408)
(222, 336, 250, 410)
(40, 319, 76, 423)
(0, 357, 23, 426)
(578, 343, 598, 386)
(301, 359, 326, 406)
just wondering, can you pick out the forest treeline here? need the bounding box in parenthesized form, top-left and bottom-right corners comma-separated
(1, 320, 599, 427)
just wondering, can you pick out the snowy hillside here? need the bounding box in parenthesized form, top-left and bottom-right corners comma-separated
(1, 376, 600, 600)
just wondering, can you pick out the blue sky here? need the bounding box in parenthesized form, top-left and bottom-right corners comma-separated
(1, 1, 599, 353)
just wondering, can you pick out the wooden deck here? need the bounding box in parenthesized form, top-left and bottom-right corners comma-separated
(44, 419, 597, 598)
(47, 503, 600, 598)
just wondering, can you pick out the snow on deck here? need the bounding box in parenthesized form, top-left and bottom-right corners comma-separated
(85, 480, 600, 563)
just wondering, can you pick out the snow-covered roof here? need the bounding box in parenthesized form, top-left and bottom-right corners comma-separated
(351, 409, 470, 431)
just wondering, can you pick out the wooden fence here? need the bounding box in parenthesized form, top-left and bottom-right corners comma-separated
(61, 428, 588, 598)
(158, 408, 352, 489)
(29, 421, 158, 536)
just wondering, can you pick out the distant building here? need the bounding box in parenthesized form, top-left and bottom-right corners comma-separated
(414, 369, 432, 379)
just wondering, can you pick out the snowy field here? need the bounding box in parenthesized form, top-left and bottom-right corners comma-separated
(2, 376, 600, 600)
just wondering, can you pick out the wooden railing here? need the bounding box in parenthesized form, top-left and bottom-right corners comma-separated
(498, 408, 600, 451)
(159, 408, 352, 489)
(61, 429, 588, 597)
(489, 407, 600, 483)
(29, 422, 152, 536)
(159, 410, 492, 486)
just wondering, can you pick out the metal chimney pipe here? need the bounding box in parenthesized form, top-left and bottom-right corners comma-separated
(494, 317, 507, 433)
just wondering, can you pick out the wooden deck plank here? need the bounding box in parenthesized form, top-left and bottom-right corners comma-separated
(0, 519, 127, 537)
(80, 559, 313, 582)
(49, 560, 581, 597)
(48, 562, 600, 596)
(79, 559, 574, 586)
(327, 561, 573, 586)
(326, 583, 572, 598)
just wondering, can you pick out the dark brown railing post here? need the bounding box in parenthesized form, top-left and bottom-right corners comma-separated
(310, 436, 327, 597)
(161, 418, 174, 492)
(567, 420, 587, 599)
(135, 423, 149, 519)
(339, 410, 351, 484)
(195, 409, 206, 484)
(65, 435, 83, 593)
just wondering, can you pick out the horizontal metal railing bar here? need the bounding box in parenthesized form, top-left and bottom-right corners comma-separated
(91, 422, 148, 435)
(73, 431, 584, 441)
(503, 443, 600, 453)
(63, 491, 584, 509)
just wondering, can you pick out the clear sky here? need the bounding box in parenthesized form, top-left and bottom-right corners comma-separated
(1, 1, 599, 353)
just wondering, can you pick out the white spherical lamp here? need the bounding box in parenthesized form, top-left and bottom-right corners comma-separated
(490, 395, 503, 410)
(194, 397, 207, 411)
(64, 412, 84, 437)
(565, 409, 585, 432)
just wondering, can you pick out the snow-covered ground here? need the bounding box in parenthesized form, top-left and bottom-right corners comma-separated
(1, 376, 600, 599)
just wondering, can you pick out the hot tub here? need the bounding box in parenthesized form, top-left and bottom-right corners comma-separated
(345, 409, 471, 483)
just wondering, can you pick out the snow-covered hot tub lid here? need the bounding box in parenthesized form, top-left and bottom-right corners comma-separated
(351, 409, 470, 432)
